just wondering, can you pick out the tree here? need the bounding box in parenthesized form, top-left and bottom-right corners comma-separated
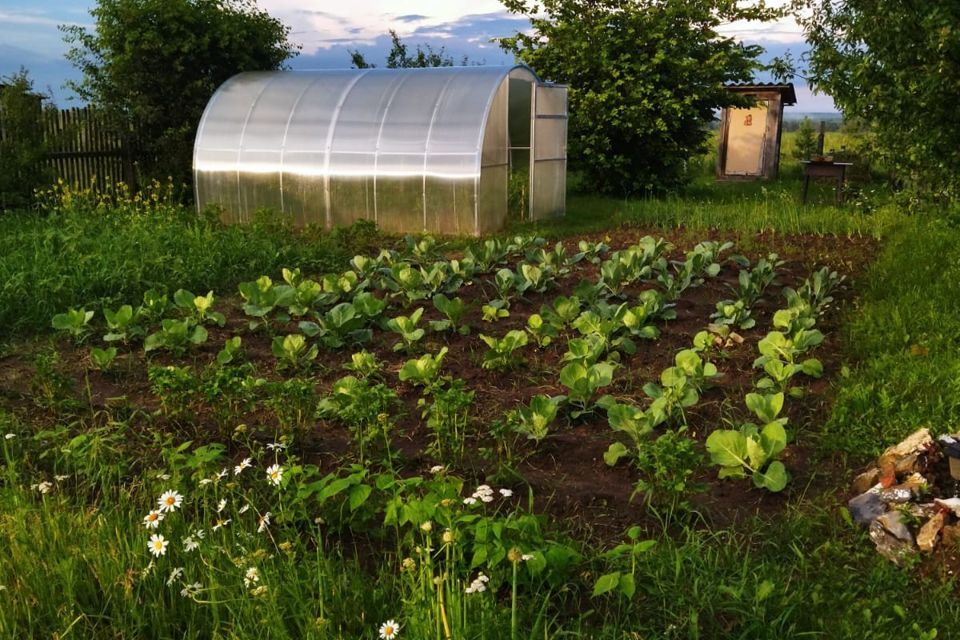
(797, 0, 960, 199)
(349, 30, 463, 69)
(792, 116, 819, 161)
(0, 69, 56, 210)
(62, 0, 299, 191)
(500, 0, 782, 196)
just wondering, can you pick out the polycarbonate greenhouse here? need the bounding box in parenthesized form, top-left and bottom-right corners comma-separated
(193, 65, 568, 235)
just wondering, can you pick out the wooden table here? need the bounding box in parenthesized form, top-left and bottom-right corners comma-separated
(800, 161, 853, 205)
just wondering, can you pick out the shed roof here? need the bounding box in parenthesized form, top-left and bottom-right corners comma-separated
(193, 66, 540, 185)
(723, 82, 797, 106)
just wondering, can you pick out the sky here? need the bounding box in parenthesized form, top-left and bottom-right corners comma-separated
(0, 0, 836, 112)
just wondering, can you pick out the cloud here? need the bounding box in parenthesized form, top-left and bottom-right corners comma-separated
(395, 14, 429, 23)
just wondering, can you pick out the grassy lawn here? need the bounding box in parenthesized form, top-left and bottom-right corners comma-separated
(0, 166, 957, 639)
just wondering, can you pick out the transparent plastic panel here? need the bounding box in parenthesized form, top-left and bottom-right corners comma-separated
(428, 67, 514, 157)
(535, 85, 568, 116)
(481, 80, 509, 168)
(534, 118, 568, 161)
(424, 154, 476, 234)
(531, 159, 566, 220)
(477, 165, 508, 235)
(508, 78, 533, 148)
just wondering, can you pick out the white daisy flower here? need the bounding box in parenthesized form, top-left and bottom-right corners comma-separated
(183, 536, 199, 552)
(238, 503, 250, 515)
(54, 474, 69, 482)
(430, 465, 444, 473)
(148, 534, 169, 557)
(158, 490, 183, 513)
(257, 512, 272, 533)
(180, 582, 202, 598)
(35, 481, 53, 494)
(212, 518, 231, 531)
(266, 442, 286, 451)
(194, 528, 205, 539)
(522, 553, 534, 561)
(266, 464, 284, 486)
(378, 619, 400, 639)
(166, 567, 183, 586)
(244, 566, 260, 587)
(463, 497, 477, 505)
(4, 433, 15, 440)
(156, 473, 171, 481)
(420, 521, 432, 533)
(234, 458, 252, 476)
(217, 498, 227, 513)
(199, 478, 213, 486)
(143, 510, 165, 529)
(499, 488, 514, 497)
(480, 495, 494, 503)
(216, 468, 228, 480)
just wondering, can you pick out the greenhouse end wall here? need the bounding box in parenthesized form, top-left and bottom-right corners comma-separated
(193, 66, 567, 236)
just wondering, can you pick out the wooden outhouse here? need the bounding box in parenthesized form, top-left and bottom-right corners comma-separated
(716, 83, 796, 180)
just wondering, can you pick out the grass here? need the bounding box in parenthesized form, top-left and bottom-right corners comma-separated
(2, 166, 959, 638)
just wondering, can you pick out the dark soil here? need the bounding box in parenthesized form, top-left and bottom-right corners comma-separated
(0, 227, 879, 544)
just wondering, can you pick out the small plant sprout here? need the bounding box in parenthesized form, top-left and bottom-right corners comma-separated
(89, 346, 118, 371)
(51, 307, 94, 344)
(481, 299, 510, 323)
(398, 347, 448, 390)
(343, 350, 381, 378)
(526, 313, 560, 347)
(238, 275, 294, 331)
(430, 294, 470, 335)
(144, 319, 208, 354)
(103, 304, 144, 343)
(386, 307, 426, 352)
(173, 289, 226, 327)
(271, 334, 319, 370)
(479, 330, 529, 371)
(216, 336, 243, 365)
(509, 394, 564, 442)
(559, 360, 616, 418)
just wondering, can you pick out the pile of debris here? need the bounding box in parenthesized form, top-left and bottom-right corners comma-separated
(848, 428, 960, 564)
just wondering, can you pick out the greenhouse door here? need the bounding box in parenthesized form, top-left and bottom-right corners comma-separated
(529, 84, 567, 220)
(724, 103, 768, 176)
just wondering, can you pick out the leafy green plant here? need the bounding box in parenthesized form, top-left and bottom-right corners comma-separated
(494, 268, 519, 302)
(711, 298, 755, 330)
(632, 427, 703, 510)
(479, 330, 529, 371)
(419, 378, 474, 462)
(509, 394, 564, 443)
(398, 347, 449, 391)
(300, 301, 374, 350)
(318, 375, 398, 464)
(102, 305, 144, 343)
(148, 364, 197, 416)
(515, 263, 554, 295)
(559, 360, 616, 418)
(88, 346, 118, 372)
(543, 295, 582, 328)
(271, 334, 319, 370)
(216, 336, 243, 365)
(144, 319, 208, 354)
(561, 334, 607, 366)
(281, 268, 324, 317)
(706, 392, 789, 492)
(592, 526, 656, 599)
(481, 299, 510, 323)
(137, 288, 169, 324)
(526, 313, 560, 347)
(599, 397, 662, 467)
(344, 350, 381, 379)
(430, 294, 470, 335)
(264, 377, 318, 431)
(238, 275, 294, 331)
(386, 307, 426, 352)
(643, 348, 718, 425)
(173, 289, 226, 327)
(52, 308, 95, 344)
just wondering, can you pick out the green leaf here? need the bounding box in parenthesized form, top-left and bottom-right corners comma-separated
(603, 441, 630, 466)
(619, 573, 636, 598)
(705, 430, 748, 468)
(348, 483, 372, 511)
(592, 571, 621, 597)
(755, 461, 788, 492)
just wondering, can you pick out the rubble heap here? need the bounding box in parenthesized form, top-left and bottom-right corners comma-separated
(848, 428, 960, 564)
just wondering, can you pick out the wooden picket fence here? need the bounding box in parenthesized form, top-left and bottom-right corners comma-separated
(42, 107, 138, 192)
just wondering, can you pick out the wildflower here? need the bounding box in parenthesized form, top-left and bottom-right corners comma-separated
(156, 473, 171, 481)
(257, 512, 272, 533)
(180, 582, 202, 598)
(234, 458, 252, 476)
(239, 503, 250, 515)
(195, 528, 205, 539)
(199, 478, 213, 486)
(217, 498, 227, 513)
(244, 566, 260, 587)
(522, 554, 534, 562)
(401, 557, 416, 572)
(430, 465, 444, 473)
(216, 468, 228, 481)
(266, 464, 284, 486)
(141, 560, 155, 578)
(183, 536, 199, 552)
(4, 433, 14, 440)
(470, 485, 495, 503)
(143, 510, 165, 529)
(508, 547, 524, 563)
(463, 497, 477, 505)
(379, 619, 401, 639)
(266, 442, 287, 451)
(278, 541, 293, 553)
(499, 488, 514, 497)
(420, 521, 433, 533)
(250, 585, 268, 597)
(148, 534, 169, 557)
(54, 474, 69, 482)
(442, 529, 455, 544)
(158, 490, 183, 513)
(212, 518, 231, 531)
(166, 567, 183, 586)
(465, 572, 489, 594)
(480, 494, 494, 503)
(34, 481, 53, 494)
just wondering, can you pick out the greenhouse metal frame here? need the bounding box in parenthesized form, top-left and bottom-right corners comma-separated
(193, 65, 567, 235)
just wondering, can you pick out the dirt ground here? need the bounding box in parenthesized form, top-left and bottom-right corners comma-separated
(0, 227, 880, 542)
